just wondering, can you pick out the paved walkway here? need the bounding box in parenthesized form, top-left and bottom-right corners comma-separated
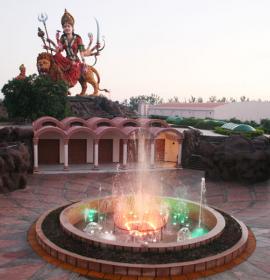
(0, 169, 269, 280)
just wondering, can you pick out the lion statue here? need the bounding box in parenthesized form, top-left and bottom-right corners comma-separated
(37, 52, 65, 82)
(79, 64, 110, 96)
(36, 52, 109, 96)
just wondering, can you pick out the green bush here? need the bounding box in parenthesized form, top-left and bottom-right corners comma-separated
(165, 117, 225, 129)
(260, 119, 270, 134)
(214, 126, 264, 138)
(2, 75, 70, 121)
(149, 114, 168, 120)
(176, 117, 199, 126)
(166, 116, 183, 125)
(195, 119, 225, 129)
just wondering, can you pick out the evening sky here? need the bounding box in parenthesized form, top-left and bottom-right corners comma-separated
(1, 0, 270, 101)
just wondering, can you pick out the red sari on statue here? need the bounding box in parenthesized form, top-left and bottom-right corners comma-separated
(53, 33, 85, 87)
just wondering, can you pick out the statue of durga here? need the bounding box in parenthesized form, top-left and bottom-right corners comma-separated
(37, 9, 109, 96)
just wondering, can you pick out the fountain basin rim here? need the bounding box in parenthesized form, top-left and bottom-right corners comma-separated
(34, 205, 249, 274)
(59, 196, 226, 250)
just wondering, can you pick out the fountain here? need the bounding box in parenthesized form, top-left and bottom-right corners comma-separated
(33, 129, 250, 277)
(59, 191, 224, 253)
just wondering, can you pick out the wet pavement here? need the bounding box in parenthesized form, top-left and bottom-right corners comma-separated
(0, 169, 269, 280)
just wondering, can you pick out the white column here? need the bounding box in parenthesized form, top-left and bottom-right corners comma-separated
(123, 140, 128, 168)
(150, 140, 155, 168)
(177, 140, 182, 167)
(33, 141, 38, 172)
(64, 140, 68, 170)
(94, 140, 99, 169)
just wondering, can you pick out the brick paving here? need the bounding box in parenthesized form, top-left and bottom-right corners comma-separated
(0, 169, 269, 279)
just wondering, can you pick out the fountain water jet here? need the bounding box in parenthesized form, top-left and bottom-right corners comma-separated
(79, 129, 211, 242)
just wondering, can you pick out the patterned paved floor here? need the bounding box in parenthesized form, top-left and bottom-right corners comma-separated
(0, 169, 269, 280)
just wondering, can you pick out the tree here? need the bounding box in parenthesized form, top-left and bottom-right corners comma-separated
(2, 74, 70, 121)
(188, 95, 196, 103)
(122, 93, 163, 111)
(229, 117, 241, 124)
(240, 96, 249, 102)
(260, 119, 270, 133)
(197, 97, 203, 103)
(229, 97, 236, 102)
(168, 96, 180, 103)
(217, 97, 227, 102)
(208, 96, 217, 103)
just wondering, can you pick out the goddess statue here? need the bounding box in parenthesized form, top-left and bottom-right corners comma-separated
(37, 9, 109, 96)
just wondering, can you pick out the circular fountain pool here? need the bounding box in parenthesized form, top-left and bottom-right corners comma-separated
(59, 196, 226, 253)
(33, 196, 250, 277)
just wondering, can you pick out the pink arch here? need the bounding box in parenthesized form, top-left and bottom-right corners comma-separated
(110, 117, 125, 127)
(123, 127, 153, 139)
(62, 117, 88, 129)
(33, 116, 65, 130)
(110, 117, 140, 128)
(139, 118, 169, 128)
(151, 127, 183, 140)
(67, 126, 96, 139)
(87, 117, 114, 129)
(120, 119, 140, 127)
(34, 126, 67, 140)
(96, 127, 128, 139)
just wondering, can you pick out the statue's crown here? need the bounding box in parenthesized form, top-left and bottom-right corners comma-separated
(61, 9, 74, 26)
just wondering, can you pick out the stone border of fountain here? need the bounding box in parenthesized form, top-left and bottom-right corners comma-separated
(35, 204, 249, 276)
(59, 197, 226, 253)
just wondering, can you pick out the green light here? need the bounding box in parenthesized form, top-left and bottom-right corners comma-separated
(172, 210, 189, 225)
(84, 208, 97, 222)
(191, 227, 208, 238)
(170, 199, 189, 226)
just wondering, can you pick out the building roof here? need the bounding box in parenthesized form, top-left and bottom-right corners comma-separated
(32, 116, 184, 141)
(150, 102, 226, 109)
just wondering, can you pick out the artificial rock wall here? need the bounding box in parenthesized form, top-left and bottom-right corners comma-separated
(183, 129, 270, 183)
(0, 127, 33, 193)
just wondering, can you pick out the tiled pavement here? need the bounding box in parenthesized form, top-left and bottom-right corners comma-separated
(0, 169, 270, 280)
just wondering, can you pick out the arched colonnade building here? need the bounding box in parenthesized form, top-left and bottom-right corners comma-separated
(32, 116, 184, 172)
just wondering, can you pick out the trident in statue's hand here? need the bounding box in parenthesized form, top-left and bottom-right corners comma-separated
(38, 12, 52, 54)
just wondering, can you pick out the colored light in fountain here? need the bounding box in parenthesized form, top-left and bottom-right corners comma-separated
(172, 211, 189, 225)
(168, 199, 189, 225)
(84, 208, 97, 222)
(114, 195, 169, 237)
(191, 227, 208, 238)
(119, 212, 166, 235)
(125, 220, 157, 236)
